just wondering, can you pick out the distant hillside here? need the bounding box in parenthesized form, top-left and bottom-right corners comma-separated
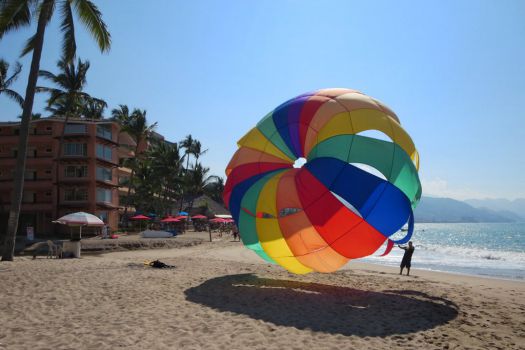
(465, 198, 525, 220)
(414, 197, 521, 223)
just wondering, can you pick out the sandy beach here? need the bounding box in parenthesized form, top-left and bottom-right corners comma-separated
(1, 232, 524, 350)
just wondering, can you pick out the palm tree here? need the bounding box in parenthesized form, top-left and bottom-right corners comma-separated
(1, 0, 111, 261)
(37, 58, 102, 117)
(185, 162, 212, 212)
(178, 135, 208, 211)
(82, 98, 106, 120)
(120, 109, 157, 221)
(190, 140, 207, 166)
(180, 134, 195, 173)
(204, 176, 225, 204)
(0, 58, 23, 108)
(111, 104, 131, 124)
(149, 141, 184, 215)
(111, 104, 131, 159)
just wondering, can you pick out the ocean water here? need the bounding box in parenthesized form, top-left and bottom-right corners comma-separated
(357, 223, 525, 280)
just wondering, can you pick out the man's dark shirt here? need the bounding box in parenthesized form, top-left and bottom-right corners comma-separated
(402, 246, 415, 263)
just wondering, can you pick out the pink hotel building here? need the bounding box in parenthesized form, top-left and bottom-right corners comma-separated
(0, 117, 153, 237)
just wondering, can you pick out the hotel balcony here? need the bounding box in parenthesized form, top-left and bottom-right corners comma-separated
(58, 200, 89, 208)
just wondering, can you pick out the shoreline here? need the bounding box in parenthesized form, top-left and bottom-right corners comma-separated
(356, 260, 525, 283)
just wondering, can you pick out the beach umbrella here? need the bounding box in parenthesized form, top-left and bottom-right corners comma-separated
(130, 214, 151, 220)
(53, 212, 104, 240)
(161, 217, 181, 223)
(191, 214, 207, 219)
(209, 218, 226, 223)
(223, 88, 421, 274)
(130, 214, 151, 231)
(174, 215, 187, 220)
(178, 211, 189, 216)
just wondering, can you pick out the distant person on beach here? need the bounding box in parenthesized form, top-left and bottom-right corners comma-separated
(101, 224, 108, 239)
(398, 241, 415, 276)
(232, 225, 239, 241)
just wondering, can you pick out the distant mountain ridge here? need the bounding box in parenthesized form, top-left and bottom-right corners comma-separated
(414, 197, 524, 223)
(464, 198, 525, 219)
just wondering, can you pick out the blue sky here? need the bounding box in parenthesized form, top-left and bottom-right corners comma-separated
(1, 0, 524, 200)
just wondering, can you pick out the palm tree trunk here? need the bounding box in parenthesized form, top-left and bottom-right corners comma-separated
(2, 6, 49, 261)
(178, 153, 191, 211)
(122, 142, 139, 223)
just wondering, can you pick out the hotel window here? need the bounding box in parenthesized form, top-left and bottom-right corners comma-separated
(63, 143, 87, 156)
(96, 144, 112, 161)
(96, 125, 112, 140)
(64, 123, 87, 134)
(118, 176, 130, 185)
(22, 191, 36, 203)
(96, 167, 112, 181)
(24, 170, 36, 180)
(96, 188, 112, 203)
(27, 147, 36, 158)
(64, 165, 88, 178)
(64, 188, 88, 201)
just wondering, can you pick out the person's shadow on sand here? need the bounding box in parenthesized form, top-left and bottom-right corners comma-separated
(185, 274, 459, 337)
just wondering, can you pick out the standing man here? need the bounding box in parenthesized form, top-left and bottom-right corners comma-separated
(101, 223, 108, 239)
(398, 241, 415, 276)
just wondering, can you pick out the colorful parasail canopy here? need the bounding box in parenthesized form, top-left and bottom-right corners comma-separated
(223, 88, 422, 274)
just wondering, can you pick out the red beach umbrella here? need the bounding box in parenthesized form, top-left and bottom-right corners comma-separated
(130, 214, 151, 231)
(130, 214, 151, 220)
(191, 214, 207, 219)
(161, 217, 181, 223)
(209, 218, 226, 223)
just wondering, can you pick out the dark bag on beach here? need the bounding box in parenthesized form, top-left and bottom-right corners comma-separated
(149, 260, 174, 268)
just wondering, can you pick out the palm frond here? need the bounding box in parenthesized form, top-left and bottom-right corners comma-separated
(59, 0, 76, 63)
(20, 31, 36, 57)
(2, 88, 24, 107)
(20, 0, 56, 57)
(3, 61, 22, 86)
(0, 0, 32, 38)
(72, 0, 110, 52)
(37, 69, 57, 81)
